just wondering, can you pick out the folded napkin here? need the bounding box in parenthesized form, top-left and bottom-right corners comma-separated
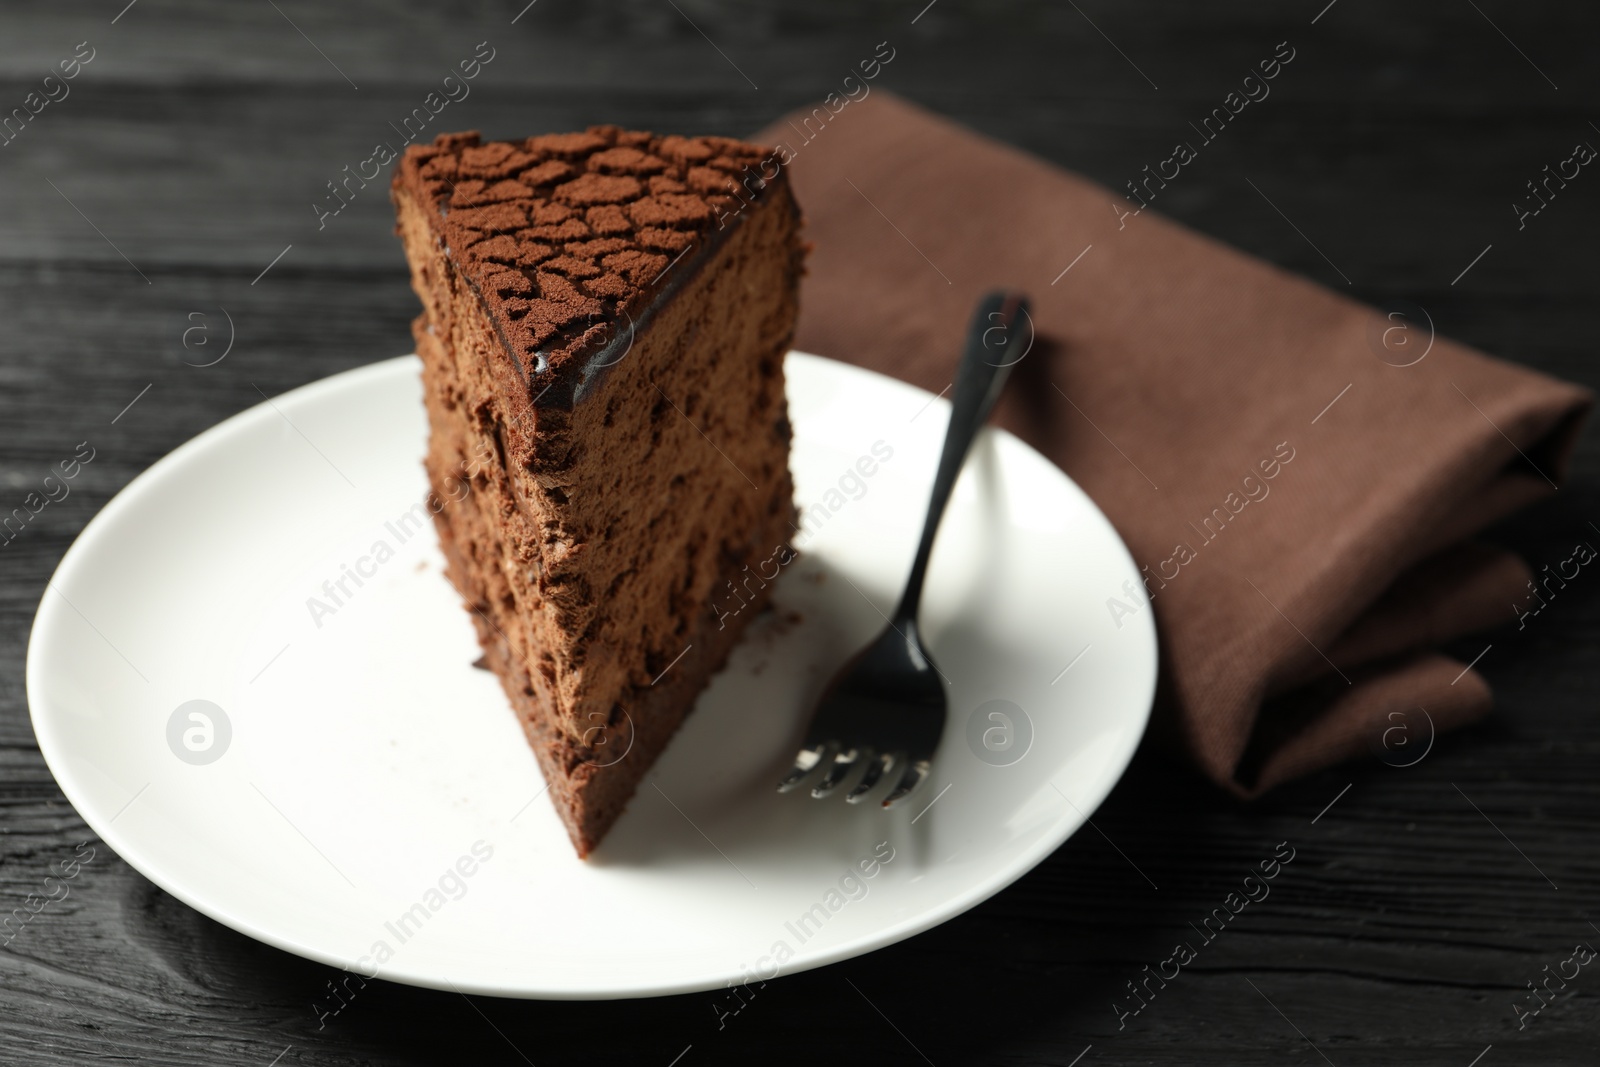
(757, 94, 1590, 795)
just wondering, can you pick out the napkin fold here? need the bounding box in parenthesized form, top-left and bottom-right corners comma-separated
(758, 94, 1590, 795)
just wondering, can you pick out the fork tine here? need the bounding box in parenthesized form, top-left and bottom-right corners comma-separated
(811, 746, 866, 799)
(845, 749, 897, 804)
(777, 740, 838, 793)
(881, 759, 930, 808)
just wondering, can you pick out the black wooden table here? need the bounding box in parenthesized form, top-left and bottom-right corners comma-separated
(4, 2, 1598, 1063)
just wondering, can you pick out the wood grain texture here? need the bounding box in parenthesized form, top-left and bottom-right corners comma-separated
(3, 0, 1599, 1063)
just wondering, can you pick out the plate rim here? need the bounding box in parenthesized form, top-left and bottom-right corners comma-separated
(26, 351, 1158, 1000)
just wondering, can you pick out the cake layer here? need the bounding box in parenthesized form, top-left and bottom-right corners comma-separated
(396, 128, 785, 410)
(419, 317, 784, 850)
(393, 128, 804, 855)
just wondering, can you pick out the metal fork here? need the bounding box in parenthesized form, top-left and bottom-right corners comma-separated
(778, 290, 1030, 807)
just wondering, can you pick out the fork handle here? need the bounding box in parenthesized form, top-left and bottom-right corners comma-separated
(892, 290, 1030, 625)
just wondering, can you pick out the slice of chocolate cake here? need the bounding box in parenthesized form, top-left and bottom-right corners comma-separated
(392, 127, 803, 857)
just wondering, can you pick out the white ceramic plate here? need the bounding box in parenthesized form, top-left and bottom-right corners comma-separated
(27, 352, 1156, 1000)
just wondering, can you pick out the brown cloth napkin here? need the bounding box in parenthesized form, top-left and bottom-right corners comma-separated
(756, 94, 1591, 795)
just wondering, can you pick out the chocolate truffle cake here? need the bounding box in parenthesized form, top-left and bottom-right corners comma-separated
(392, 127, 803, 857)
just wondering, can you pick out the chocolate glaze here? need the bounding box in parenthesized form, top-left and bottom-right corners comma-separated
(393, 127, 787, 410)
